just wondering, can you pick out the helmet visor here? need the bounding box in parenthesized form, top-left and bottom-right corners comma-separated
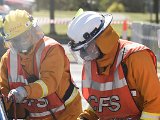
(4, 25, 44, 53)
(69, 39, 100, 62)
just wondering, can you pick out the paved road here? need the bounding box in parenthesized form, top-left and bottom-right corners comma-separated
(70, 63, 89, 110)
(62, 45, 89, 110)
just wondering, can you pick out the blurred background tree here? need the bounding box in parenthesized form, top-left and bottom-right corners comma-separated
(35, 0, 150, 13)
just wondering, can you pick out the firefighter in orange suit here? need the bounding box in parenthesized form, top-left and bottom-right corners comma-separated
(67, 10, 160, 120)
(0, 9, 82, 120)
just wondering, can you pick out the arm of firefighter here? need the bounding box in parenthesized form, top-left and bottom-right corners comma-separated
(78, 105, 99, 120)
(0, 53, 12, 110)
(126, 50, 160, 119)
(24, 45, 65, 99)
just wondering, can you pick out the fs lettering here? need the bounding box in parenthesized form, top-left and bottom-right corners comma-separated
(88, 95, 121, 112)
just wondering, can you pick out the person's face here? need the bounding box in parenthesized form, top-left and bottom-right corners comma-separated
(11, 37, 33, 53)
(79, 40, 100, 61)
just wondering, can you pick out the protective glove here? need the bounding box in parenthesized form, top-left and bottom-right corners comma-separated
(77, 117, 89, 120)
(78, 110, 99, 120)
(8, 86, 28, 103)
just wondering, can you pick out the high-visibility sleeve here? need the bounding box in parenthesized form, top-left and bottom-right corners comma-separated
(0, 52, 11, 110)
(125, 50, 160, 115)
(140, 111, 160, 119)
(24, 44, 70, 99)
(34, 80, 48, 98)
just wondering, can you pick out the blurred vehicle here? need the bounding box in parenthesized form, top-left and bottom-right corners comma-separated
(0, 4, 10, 15)
(4, 0, 35, 14)
(0, 0, 10, 15)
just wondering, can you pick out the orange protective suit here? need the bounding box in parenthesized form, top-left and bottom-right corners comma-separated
(78, 26, 160, 120)
(0, 36, 82, 120)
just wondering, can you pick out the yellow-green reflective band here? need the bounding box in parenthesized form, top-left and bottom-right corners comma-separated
(140, 111, 160, 120)
(88, 105, 96, 113)
(75, 8, 84, 17)
(65, 87, 78, 105)
(35, 80, 48, 98)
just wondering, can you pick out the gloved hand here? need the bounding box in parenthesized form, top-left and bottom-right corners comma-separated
(78, 117, 89, 120)
(78, 110, 99, 120)
(8, 86, 28, 103)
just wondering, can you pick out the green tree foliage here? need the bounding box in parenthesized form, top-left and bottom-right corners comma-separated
(36, 0, 50, 10)
(55, 0, 100, 11)
(120, 0, 145, 12)
(35, 0, 148, 12)
(99, 0, 115, 11)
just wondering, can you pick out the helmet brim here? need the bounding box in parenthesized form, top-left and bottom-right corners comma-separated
(91, 13, 113, 41)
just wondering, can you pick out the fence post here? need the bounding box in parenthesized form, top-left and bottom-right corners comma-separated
(122, 19, 128, 40)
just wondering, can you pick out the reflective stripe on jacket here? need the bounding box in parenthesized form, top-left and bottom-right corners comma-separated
(82, 40, 157, 119)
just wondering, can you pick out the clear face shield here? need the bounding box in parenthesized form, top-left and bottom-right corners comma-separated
(4, 25, 44, 53)
(69, 39, 100, 64)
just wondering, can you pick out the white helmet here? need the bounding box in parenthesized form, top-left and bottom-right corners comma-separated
(67, 11, 113, 51)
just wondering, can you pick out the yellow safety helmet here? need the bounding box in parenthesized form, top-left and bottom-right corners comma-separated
(2, 9, 37, 40)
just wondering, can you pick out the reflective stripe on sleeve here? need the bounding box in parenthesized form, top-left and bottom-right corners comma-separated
(65, 87, 78, 105)
(35, 80, 48, 98)
(140, 111, 160, 120)
(30, 104, 65, 117)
